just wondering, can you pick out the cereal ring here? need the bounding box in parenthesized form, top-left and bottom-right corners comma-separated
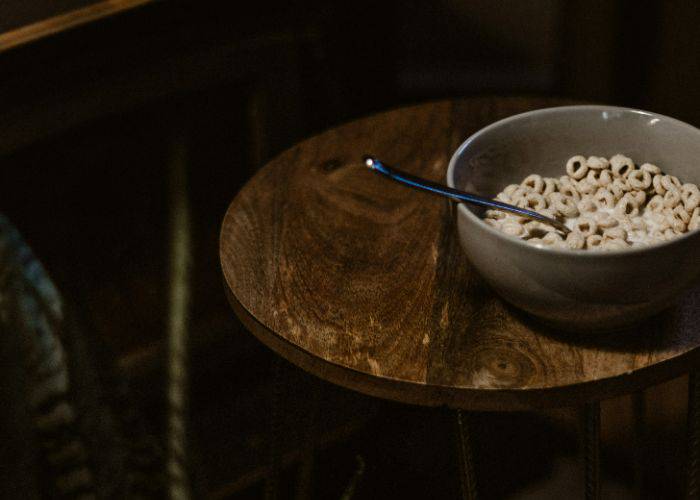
(574, 216, 598, 237)
(648, 229, 665, 241)
(549, 193, 579, 218)
(559, 175, 576, 188)
(484, 218, 502, 228)
(632, 190, 647, 207)
(594, 212, 619, 228)
(576, 179, 597, 195)
(652, 174, 666, 195)
(586, 234, 604, 249)
(546, 191, 560, 205)
(542, 177, 559, 197)
(647, 194, 665, 212)
(627, 169, 652, 190)
(542, 232, 564, 246)
(578, 195, 597, 213)
(523, 192, 547, 211)
(663, 188, 681, 208)
(647, 211, 669, 231)
(598, 169, 613, 186)
(587, 168, 612, 187)
(559, 183, 582, 202)
(495, 192, 511, 203)
(629, 216, 647, 231)
(610, 154, 634, 177)
(586, 169, 602, 186)
(603, 227, 627, 241)
(641, 163, 661, 175)
(603, 238, 629, 250)
(527, 237, 544, 248)
(501, 221, 525, 237)
(664, 228, 678, 240)
(587, 156, 609, 170)
(673, 204, 691, 224)
(485, 209, 507, 220)
(510, 186, 530, 203)
(682, 183, 700, 212)
(565, 231, 585, 249)
(503, 184, 520, 197)
(665, 208, 686, 233)
(615, 194, 639, 217)
(689, 208, 700, 231)
(522, 174, 545, 193)
(566, 156, 588, 179)
(610, 178, 630, 200)
(661, 175, 682, 192)
(593, 188, 615, 210)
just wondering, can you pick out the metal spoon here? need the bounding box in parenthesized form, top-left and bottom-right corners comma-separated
(363, 156, 570, 235)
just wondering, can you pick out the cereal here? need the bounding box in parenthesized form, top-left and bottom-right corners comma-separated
(689, 208, 700, 231)
(566, 155, 588, 179)
(587, 156, 609, 170)
(641, 163, 661, 175)
(610, 154, 634, 178)
(573, 216, 597, 237)
(652, 174, 666, 195)
(682, 183, 700, 212)
(627, 169, 652, 190)
(593, 188, 615, 210)
(542, 177, 559, 197)
(663, 189, 681, 209)
(578, 195, 597, 214)
(565, 231, 585, 249)
(615, 194, 639, 218)
(483, 154, 700, 250)
(522, 174, 544, 193)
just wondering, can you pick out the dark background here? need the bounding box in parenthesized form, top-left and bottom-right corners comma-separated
(1, 1, 698, 498)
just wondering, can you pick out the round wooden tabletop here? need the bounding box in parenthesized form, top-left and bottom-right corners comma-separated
(220, 97, 700, 411)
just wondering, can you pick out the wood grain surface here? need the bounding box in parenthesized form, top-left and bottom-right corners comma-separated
(220, 97, 700, 411)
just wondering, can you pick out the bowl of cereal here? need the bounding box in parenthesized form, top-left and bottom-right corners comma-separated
(446, 105, 700, 332)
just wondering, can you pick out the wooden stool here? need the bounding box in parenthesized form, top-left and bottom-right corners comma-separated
(220, 97, 700, 499)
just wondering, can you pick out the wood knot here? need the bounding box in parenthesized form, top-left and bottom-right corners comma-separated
(319, 158, 343, 172)
(468, 345, 535, 389)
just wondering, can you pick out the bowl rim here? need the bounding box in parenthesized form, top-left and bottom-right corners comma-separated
(446, 104, 700, 257)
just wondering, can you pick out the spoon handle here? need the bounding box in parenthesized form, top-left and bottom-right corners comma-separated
(363, 155, 570, 234)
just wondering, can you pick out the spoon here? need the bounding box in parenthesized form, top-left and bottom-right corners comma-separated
(363, 156, 570, 235)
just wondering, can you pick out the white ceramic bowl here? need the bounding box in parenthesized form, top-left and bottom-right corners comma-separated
(447, 105, 700, 332)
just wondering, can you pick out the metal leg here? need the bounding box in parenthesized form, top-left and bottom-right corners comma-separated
(583, 402, 601, 500)
(687, 372, 700, 498)
(339, 455, 366, 500)
(265, 357, 283, 500)
(632, 391, 647, 498)
(455, 409, 477, 500)
(294, 377, 321, 500)
(167, 136, 192, 500)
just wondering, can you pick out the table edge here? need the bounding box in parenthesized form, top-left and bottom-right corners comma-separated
(223, 274, 700, 411)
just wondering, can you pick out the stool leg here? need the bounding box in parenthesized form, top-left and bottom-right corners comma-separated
(632, 391, 647, 497)
(265, 358, 284, 500)
(455, 409, 477, 500)
(583, 402, 601, 500)
(294, 377, 322, 500)
(687, 371, 700, 499)
(167, 135, 192, 500)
